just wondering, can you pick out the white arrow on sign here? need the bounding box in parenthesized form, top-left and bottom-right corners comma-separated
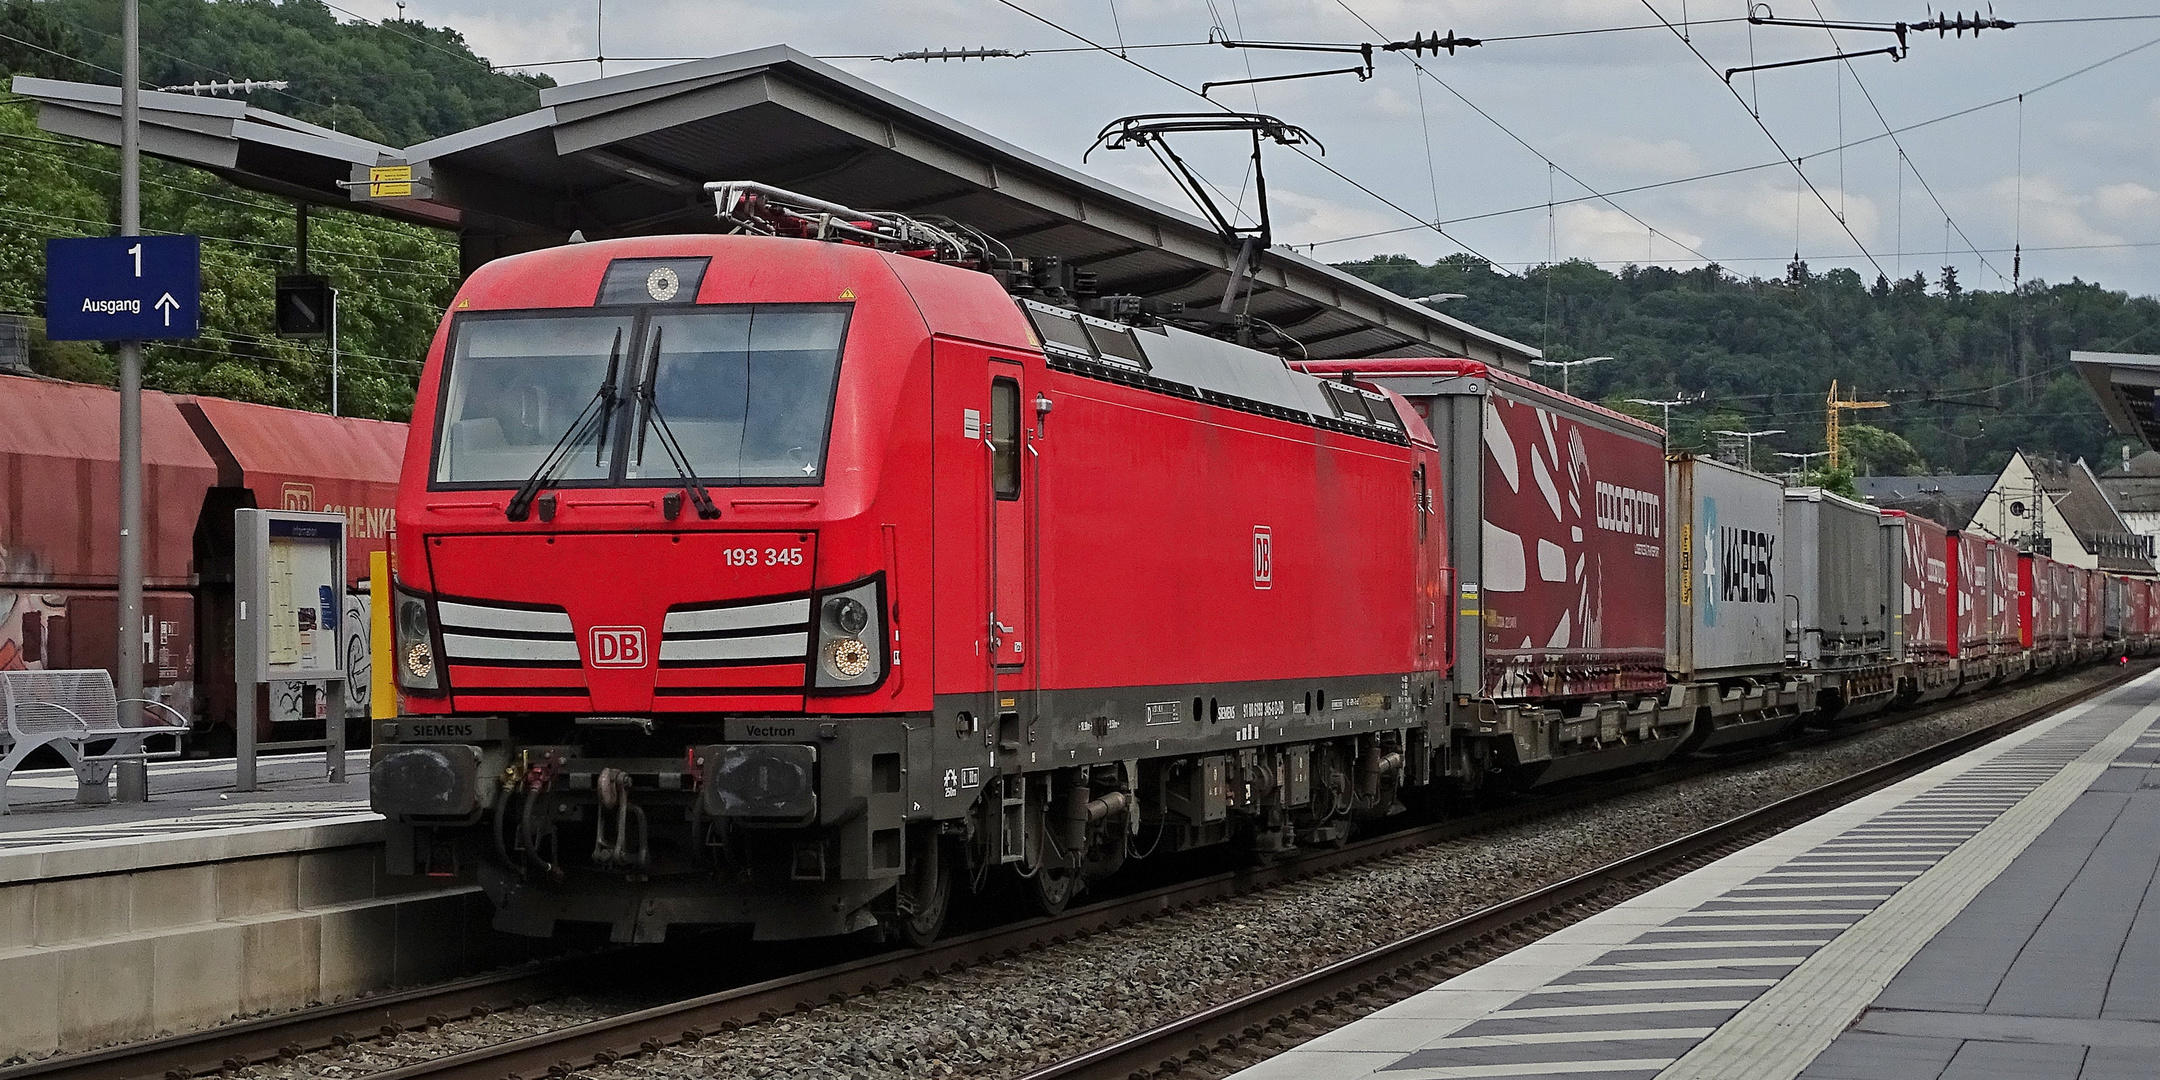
(154, 292, 178, 327)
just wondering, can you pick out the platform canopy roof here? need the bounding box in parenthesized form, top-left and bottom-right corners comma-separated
(2072, 351, 2160, 450)
(11, 47, 1538, 369)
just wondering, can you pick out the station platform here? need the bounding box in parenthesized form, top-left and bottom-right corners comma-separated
(1235, 669, 2160, 1080)
(0, 751, 524, 1060)
(0, 750, 373, 857)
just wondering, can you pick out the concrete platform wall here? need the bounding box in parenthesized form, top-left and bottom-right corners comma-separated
(0, 821, 526, 1058)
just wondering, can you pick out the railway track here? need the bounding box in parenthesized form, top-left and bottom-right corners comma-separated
(6, 663, 2137, 1080)
(1014, 661, 2150, 1080)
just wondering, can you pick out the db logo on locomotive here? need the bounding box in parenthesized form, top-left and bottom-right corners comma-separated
(588, 626, 649, 668)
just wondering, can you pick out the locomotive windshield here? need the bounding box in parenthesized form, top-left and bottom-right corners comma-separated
(627, 307, 848, 483)
(431, 304, 849, 488)
(434, 312, 628, 485)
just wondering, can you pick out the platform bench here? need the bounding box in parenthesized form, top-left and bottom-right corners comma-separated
(0, 668, 189, 813)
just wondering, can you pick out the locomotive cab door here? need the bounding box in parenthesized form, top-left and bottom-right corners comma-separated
(986, 361, 1037, 866)
(986, 362, 1037, 776)
(988, 365, 1031, 675)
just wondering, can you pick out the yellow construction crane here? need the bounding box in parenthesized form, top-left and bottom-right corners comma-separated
(1826, 379, 1891, 472)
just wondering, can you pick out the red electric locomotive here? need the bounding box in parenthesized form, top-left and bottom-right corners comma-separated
(372, 186, 1446, 942)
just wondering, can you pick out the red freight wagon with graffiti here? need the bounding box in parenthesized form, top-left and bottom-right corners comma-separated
(0, 372, 404, 742)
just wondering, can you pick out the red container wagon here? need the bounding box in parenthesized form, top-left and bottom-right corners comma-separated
(1302, 358, 1678, 784)
(2102, 574, 2126, 647)
(1888, 511, 1954, 702)
(0, 374, 214, 717)
(1947, 531, 1988, 661)
(1986, 539, 2023, 649)
(372, 233, 1447, 942)
(2073, 567, 2098, 651)
(1890, 512, 1950, 658)
(2142, 579, 2160, 654)
(2019, 553, 2051, 650)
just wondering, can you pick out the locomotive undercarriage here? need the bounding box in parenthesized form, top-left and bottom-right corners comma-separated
(375, 706, 1434, 943)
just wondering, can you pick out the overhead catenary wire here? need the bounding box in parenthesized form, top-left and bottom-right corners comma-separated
(985, 0, 1517, 273)
(1804, 0, 2008, 286)
(1636, 0, 1886, 279)
(1299, 13, 2160, 257)
(1330, 0, 1717, 267)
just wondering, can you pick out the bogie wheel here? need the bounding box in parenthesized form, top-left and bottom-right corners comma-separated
(1030, 864, 1077, 917)
(895, 836, 953, 948)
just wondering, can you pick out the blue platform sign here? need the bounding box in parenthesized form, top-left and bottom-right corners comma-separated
(44, 234, 201, 341)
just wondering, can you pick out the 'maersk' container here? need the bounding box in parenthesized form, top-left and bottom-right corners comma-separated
(1781, 487, 1892, 668)
(1667, 454, 1786, 680)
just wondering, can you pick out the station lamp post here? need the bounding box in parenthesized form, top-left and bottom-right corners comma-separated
(1530, 355, 1611, 396)
(1714, 428, 1785, 472)
(1626, 395, 1697, 432)
(1776, 449, 1831, 482)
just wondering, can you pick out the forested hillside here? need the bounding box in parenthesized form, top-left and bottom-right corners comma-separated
(0, 0, 539, 419)
(1341, 255, 2160, 476)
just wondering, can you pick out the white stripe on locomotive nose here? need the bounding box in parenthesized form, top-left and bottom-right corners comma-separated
(662, 599, 811, 634)
(436, 601, 574, 635)
(658, 632, 809, 662)
(442, 633, 583, 662)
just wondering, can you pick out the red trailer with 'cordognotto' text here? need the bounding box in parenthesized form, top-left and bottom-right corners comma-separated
(1306, 357, 1681, 786)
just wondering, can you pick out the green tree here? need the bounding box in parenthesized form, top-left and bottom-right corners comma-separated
(0, 0, 500, 418)
(1839, 424, 1924, 476)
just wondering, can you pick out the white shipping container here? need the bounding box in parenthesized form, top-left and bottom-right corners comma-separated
(1667, 455, 1788, 679)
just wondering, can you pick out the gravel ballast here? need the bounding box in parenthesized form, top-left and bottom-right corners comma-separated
(260, 664, 2133, 1080)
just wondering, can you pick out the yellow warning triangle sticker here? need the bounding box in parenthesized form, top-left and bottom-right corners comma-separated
(838, 288, 857, 300)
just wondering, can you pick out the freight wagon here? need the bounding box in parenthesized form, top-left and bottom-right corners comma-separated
(361, 185, 2156, 946)
(0, 372, 404, 744)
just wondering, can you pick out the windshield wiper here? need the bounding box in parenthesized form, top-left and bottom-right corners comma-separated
(633, 326, 722, 520)
(506, 327, 623, 522)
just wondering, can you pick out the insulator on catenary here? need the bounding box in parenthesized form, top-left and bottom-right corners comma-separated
(1384, 31, 1481, 56)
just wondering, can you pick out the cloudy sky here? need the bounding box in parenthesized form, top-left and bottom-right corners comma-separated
(339, 0, 2160, 295)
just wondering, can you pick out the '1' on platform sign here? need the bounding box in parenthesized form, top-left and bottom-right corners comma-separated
(44, 234, 201, 341)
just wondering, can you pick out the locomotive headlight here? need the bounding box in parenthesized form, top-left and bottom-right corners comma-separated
(824, 637, 872, 679)
(812, 578, 884, 690)
(824, 596, 870, 636)
(393, 587, 442, 693)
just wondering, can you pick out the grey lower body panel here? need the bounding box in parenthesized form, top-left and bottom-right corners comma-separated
(480, 861, 893, 942)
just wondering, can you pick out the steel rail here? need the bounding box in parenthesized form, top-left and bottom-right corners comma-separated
(1014, 661, 2151, 1080)
(9, 663, 2129, 1080)
(0, 962, 579, 1080)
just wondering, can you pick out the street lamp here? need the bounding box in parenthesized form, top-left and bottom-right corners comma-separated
(1775, 449, 1831, 482)
(1626, 395, 1697, 431)
(1529, 355, 1611, 396)
(1414, 292, 1467, 304)
(1714, 428, 1785, 472)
